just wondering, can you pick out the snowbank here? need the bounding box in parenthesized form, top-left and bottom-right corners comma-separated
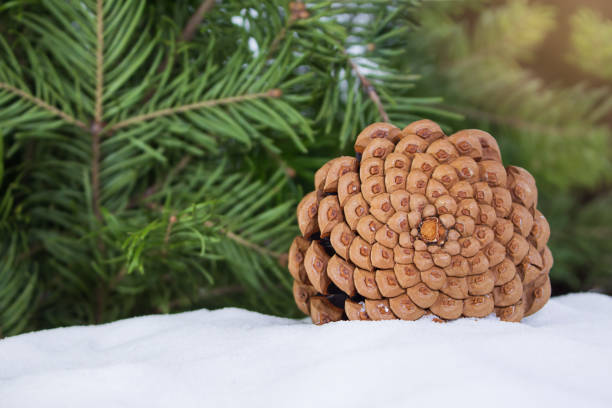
(1, 293, 611, 408)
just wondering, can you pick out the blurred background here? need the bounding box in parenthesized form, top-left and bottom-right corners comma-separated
(405, 0, 612, 295)
(0, 0, 610, 336)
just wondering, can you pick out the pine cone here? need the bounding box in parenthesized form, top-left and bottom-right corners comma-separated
(289, 120, 553, 324)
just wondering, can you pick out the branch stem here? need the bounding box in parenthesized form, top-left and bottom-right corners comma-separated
(181, 0, 216, 41)
(0, 82, 88, 130)
(110, 89, 280, 131)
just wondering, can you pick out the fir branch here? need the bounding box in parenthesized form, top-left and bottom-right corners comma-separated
(109, 89, 282, 131)
(0, 82, 88, 130)
(346, 55, 389, 122)
(181, 0, 216, 42)
(0, 0, 449, 332)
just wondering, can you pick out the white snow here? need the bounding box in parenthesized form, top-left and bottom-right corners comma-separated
(1, 293, 611, 408)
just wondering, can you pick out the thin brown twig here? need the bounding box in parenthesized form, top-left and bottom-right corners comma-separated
(181, 0, 216, 42)
(346, 55, 390, 122)
(267, 2, 310, 57)
(109, 89, 281, 131)
(0, 82, 88, 130)
(95, 0, 104, 123)
(95, 266, 126, 323)
(163, 214, 178, 255)
(268, 25, 290, 57)
(152, 0, 216, 77)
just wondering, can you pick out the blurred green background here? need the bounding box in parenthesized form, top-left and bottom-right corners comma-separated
(405, 0, 612, 295)
(0, 0, 610, 336)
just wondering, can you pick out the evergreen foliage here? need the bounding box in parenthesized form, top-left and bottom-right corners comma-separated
(0, 0, 451, 335)
(1, 0, 610, 336)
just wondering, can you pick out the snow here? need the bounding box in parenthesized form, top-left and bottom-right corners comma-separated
(1, 293, 611, 408)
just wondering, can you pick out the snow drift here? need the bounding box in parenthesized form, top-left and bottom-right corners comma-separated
(1, 293, 611, 408)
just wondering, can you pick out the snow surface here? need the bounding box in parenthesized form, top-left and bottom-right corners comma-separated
(1, 293, 611, 408)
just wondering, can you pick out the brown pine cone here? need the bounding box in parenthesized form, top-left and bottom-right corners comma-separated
(290, 121, 552, 324)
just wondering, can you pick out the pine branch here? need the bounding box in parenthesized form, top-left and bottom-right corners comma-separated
(0, 0, 449, 332)
(109, 89, 282, 131)
(0, 82, 88, 130)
